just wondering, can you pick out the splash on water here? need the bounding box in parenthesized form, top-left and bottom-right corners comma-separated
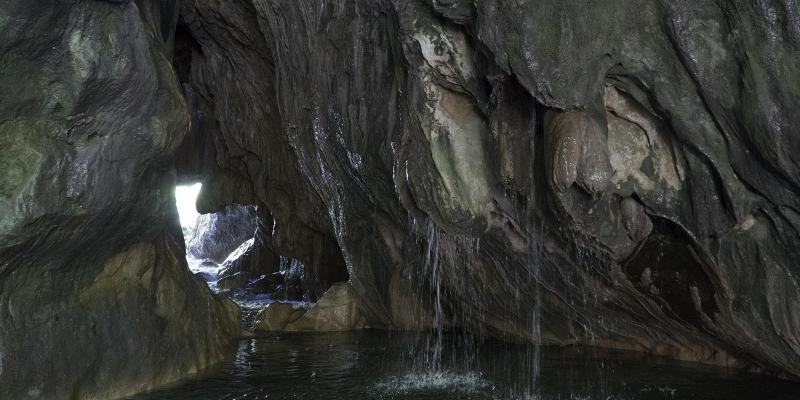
(373, 371, 492, 395)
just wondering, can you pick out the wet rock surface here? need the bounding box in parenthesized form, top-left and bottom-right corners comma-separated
(1, 0, 799, 398)
(254, 282, 365, 332)
(0, 1, 240, 399)
(216, 206, 281, 285)
(253, 303, 307, 332)
(175, 0, 800, 380)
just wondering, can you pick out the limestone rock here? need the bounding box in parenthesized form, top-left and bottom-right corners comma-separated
(253, 303, 307, 332)
(284, 282, 366, 332)
(172, 0, 800, 379)
(3, 1, 800, 398)
(255, 282, 365, 332)
(0, 2, 240, 399)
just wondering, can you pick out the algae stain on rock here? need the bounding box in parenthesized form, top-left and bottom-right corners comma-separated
(425, 85, 492, 220)
(0, 120, 46, 235)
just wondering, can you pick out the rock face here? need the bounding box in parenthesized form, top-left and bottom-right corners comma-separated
(1, 0, 799, 398)
(254, 282, 365, 332)
(0, 1, 240, 399)
(254, 302, 307, 332)
(186, 204, 258, 263)
(215, 206, 281, 288)
(176, 0, 800, 379)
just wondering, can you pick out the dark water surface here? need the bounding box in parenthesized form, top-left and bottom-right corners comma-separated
(129, 331, 800, 400)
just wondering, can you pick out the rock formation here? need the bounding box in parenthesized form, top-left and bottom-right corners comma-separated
(176, 0, 800, 378)
(0, 2, 240, 399)
(185, 204, 258, 263)
(1, 0, 799, 398)
(254, 282, 365, 332)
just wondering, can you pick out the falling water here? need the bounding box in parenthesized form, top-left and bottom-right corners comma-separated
(423, 219, 444, 370)
(526, 220, 543, 396)
(160, 117, 797, 400)
(524, 109, 543, 397)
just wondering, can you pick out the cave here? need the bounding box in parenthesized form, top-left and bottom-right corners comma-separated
(173, 180, 351, 324)
(2, 1, 800, 399)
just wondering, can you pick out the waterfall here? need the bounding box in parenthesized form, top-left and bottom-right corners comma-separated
(424, 219, 444, 370)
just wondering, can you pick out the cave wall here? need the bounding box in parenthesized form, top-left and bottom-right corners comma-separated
(0, 1, 240, 399)
(178, 0, 800, 378)
(0, 0, 799, 398)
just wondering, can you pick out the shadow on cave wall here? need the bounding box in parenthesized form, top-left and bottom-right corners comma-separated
(622, 216, 719, 330)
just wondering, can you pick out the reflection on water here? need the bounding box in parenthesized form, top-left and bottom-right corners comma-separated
(128, 331, 800, 400)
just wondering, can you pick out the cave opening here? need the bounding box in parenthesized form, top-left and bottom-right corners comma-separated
(175, 182, 202, 238)
(173, 183, 309, 321)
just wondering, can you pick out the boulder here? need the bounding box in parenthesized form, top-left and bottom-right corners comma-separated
(254, 282, 364, 332)
(214, 207, 282, 291)
(186, 204, 259, 263)
(253, 303, 308, 332)
(247, 273, 283, 293)
(217, 272, 250, 291)
(294, 282, 365, 332)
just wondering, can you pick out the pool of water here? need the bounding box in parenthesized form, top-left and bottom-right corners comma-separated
(127, 331, 800, 400)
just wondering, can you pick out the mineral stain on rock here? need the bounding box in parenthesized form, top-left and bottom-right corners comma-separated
(1, 0, 799, 399)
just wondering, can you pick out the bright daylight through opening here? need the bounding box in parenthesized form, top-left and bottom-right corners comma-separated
(175, 182, 202, 230)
